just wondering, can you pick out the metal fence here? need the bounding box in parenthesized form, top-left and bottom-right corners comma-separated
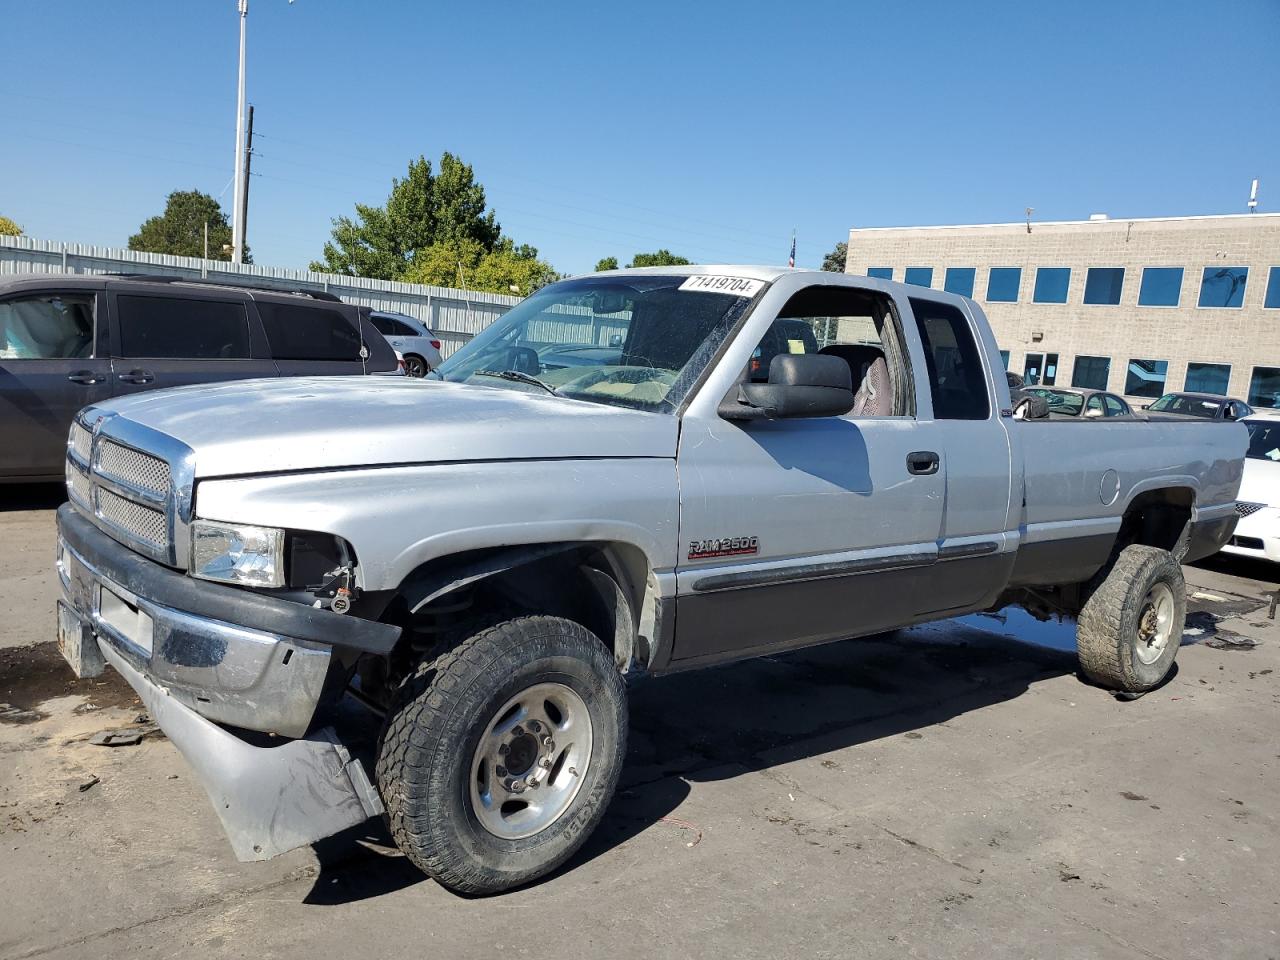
(0, 234, 519, 357)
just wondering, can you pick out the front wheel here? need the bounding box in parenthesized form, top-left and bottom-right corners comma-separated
(376, 616, 627, 895)
(1075, 544, 1186, 692)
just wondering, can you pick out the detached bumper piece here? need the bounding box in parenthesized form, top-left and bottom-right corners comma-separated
(100, 640, 383, 861)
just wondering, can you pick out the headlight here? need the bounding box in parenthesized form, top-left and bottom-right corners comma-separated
(190, 520, 285, 588)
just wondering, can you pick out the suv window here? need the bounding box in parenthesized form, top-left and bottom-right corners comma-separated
(117, 295, 250, 359)
(0, 294, 95, 359)
(907, 298, 990, 420)
(257, 301, 363, 361)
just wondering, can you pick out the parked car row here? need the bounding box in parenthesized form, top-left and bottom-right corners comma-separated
(0, 273, 444, 481)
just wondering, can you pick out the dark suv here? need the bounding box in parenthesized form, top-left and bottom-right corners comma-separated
(0, 273, 397, 481)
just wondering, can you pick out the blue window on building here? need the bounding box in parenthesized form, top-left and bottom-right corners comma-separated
(1084, 267, 1125, 305)
(1072, 355, 1110, 390)
(1032, 267, 1070, 304)
(1198, 266, 1248, 308)
(904, 267, 933, 287)
(867, 267, 893, 280)
(1263, 267, 1280, 308)
(986, 267, 1021, 302)
(944, 267, 975, 297)
(1185, 362, 1231, 394)
(1250, 367, 1280, 409)
(1138, 267, 1184, 307)
(1125, 358, 1168, 399)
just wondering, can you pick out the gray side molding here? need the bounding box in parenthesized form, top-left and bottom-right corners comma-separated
(99, 639, 383, 862)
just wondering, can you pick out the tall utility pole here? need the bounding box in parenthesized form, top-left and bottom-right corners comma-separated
(231, 0, 249, 265)
(239, 104, 255, 258)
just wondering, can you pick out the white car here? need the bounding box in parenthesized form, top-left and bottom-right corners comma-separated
(365, 310, 443, 378)
(1222, 417, 1280, 563)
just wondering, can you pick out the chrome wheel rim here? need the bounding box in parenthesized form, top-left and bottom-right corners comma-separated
(468, 682, 593, 840)
(1135, 581, 1175, 665)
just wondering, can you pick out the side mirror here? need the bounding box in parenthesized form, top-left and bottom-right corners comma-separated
(1142, 404, 1151, 410)
(1085, 407, 1104, 418)
(505, 345, 541, 375)
(721, 354, 854, 421)
(1012, 394, 1050, 420)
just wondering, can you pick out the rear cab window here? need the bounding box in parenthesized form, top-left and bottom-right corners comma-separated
(906, 297, 990, 420)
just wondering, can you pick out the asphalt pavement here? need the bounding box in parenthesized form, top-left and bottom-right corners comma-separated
(1, 486, 1277, 960)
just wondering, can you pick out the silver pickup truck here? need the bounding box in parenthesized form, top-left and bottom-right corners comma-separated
(55, 266, 1246, 894)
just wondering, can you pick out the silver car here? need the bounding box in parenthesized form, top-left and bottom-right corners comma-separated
(365, 310, 443, 377)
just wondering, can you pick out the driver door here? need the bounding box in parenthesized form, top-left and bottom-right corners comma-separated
(670, 284, 950, 665)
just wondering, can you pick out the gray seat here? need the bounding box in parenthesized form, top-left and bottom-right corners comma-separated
(818, 344, 892, 416)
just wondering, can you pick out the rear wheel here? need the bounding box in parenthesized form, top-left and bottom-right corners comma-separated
(1076, 544, 1185, 692)
(403, 354, 428, 378)
(376, 616, 627, 895)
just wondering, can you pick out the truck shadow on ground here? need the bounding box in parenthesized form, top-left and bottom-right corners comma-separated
(303, 622, 1079, 904)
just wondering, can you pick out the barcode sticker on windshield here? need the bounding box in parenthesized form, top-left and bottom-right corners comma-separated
(678, 275, 765, 297)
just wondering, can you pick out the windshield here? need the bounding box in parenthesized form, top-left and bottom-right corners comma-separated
(1149, 394, 1220, 418)
(434, 274, 762, 412)
(1246, 421, 1280, 461)
(1028, 388, 1084, 416)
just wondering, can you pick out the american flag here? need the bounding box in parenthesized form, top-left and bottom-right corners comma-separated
(788, 233, 796, 268)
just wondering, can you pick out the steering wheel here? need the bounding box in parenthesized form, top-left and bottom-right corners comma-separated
(561, 366, 675, 393)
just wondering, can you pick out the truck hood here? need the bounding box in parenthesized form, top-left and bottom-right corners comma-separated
(93, 377, 679, 478)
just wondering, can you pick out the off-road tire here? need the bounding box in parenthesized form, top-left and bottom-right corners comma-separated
(1076, 545, 1186, 692)
(375, 616, 627, 895)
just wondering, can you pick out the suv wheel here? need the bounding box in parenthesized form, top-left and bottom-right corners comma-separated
(376, 616, 627, 895)
(403, 354, 428, 378)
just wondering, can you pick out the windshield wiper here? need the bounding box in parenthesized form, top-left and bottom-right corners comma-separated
(474, 369, 558, 395)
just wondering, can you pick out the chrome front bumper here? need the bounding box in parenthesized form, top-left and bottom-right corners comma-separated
(57, 535, 330, 738)
(55, 505, 389, 861)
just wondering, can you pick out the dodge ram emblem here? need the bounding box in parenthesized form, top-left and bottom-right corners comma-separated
(688, 536, 759, 560)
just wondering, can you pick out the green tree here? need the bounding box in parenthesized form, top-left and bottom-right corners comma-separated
(405, 237, 558, 296)
(627, 249, 690, 268)
(0, 215, 22, 236)
(312, 152, 501, 280)
(821, 241, 848, 272)
(128, 190, 245, 262)
(594, 256, 619, 271)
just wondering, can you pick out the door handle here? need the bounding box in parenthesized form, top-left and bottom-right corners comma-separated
(906, 451, 940, 475)
(117, 370, 155, 385)
(67, 371, 102, 385)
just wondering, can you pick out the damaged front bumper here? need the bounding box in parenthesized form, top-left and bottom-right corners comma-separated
(55, 503, 397, 861)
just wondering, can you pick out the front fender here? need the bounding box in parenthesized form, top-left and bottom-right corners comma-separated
(191, 459, 680, 593)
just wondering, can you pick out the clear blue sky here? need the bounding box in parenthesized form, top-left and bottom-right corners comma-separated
(3, 0, 1277, 275)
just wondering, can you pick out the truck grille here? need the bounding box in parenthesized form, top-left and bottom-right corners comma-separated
(1235, 501, 1265, 518)
(97, 440, 171, 497)
(70, 420, 93, 462)
(66, 416, 186, 565)
(96, 488, 169, 548)
(65, 458, 93, 508)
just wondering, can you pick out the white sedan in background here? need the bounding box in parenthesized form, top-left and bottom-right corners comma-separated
(1222, 418, 1280, 563)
